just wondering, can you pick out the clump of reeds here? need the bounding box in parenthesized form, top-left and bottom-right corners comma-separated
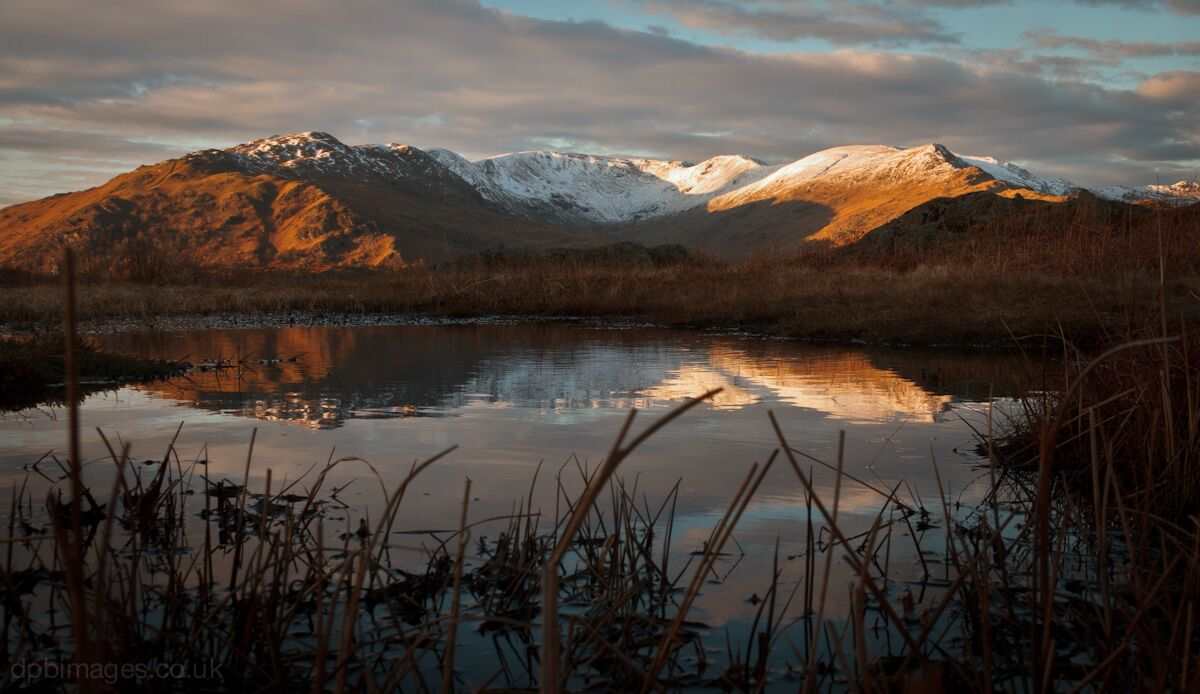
(4, 402, 953, 692)
(11, 379, 1199, 692)
(962, 328, 1200, 690)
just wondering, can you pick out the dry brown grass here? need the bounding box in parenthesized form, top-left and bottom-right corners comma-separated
(0, 260, 1193, 347)
(964, 326, 1200, 691)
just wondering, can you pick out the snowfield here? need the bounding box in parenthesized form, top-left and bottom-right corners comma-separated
(428, 148, 774, 223)
(216, 132, 1200, 223)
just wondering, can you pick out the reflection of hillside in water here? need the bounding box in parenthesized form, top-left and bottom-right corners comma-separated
(641, 348, 954, 422)
(101, 325, 1035, 429)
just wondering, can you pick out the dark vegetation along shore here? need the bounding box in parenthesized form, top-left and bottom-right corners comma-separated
(0, 333, 188, 411)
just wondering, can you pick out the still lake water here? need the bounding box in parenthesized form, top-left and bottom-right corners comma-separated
(0, 323, 1038, 684)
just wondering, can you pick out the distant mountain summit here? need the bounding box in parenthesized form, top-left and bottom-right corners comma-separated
(1, 131, 1196, 273)
(206, 132, 1197, 220)
(426, 147, 773, 224)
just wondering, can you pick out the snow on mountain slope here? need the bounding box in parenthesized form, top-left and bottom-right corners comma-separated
(956, 155, 1076, 196)
(201, 131, 457, 184)
(428, 148, 774, 223)
(1095, 180, 1200, 206)
(431, 143, 995, 223)
(633, 154, 768, 195)
(715, 144, 974, 206)
(194, 132, 1198, 224)
(7, 130, 1198, 273)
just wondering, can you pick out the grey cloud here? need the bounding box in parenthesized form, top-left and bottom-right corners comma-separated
(633, 0, 959, 46)
(0, 0, 1197, 205)
(1073, 0, 1156, 7)
(893, 0, 1012, 6)
(1025, 29, 1200, 62)
(968, 47, 1115, 81)
(0, 149, 142, 206)
(0, 127, 183, 159)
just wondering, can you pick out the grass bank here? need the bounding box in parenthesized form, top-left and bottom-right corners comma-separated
(0, 260, 1195, 347)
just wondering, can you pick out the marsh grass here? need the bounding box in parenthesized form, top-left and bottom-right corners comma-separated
(1, 394, 954, 692)
(966, 324, 1200, 690)
(0, 262, 1191, 348)
(14, 364, 1200, 692)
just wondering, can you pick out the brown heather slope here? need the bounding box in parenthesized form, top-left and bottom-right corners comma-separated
(0, 148, 577, 275)
(854, 189, 1200, 274)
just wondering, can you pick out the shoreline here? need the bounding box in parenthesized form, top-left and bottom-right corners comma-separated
(0, 307, 1044, 411)
(0, 336, 189, 412)
(1, 309, 1044, 351)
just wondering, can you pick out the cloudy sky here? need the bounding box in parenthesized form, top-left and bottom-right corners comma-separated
(1, 0, 1198, 206)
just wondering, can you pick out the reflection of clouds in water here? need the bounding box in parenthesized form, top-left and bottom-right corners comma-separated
(666, 473, 992, 626)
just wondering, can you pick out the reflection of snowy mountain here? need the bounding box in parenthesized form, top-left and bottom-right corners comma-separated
(107, 325, 1016, 429)
(640, 349, 955, 423)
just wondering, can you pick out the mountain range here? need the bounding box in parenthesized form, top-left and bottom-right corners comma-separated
(1, 131, 1197, 273)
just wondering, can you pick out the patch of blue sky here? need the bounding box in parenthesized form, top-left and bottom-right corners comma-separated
(485, 0, 1200, 79)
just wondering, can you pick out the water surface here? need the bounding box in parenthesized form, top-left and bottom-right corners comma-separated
(0, 323, 1037, 685)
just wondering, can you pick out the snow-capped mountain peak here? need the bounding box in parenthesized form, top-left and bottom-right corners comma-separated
(192, 132, 1198, 224)
(427, 148, 777, 223)
(231, 131, 354, 169)
(1156, 180, 1200, 196)
(196, 131, 451, 183)
(1097, 179, 1200, 206)
(955, 154, 1076, 196)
